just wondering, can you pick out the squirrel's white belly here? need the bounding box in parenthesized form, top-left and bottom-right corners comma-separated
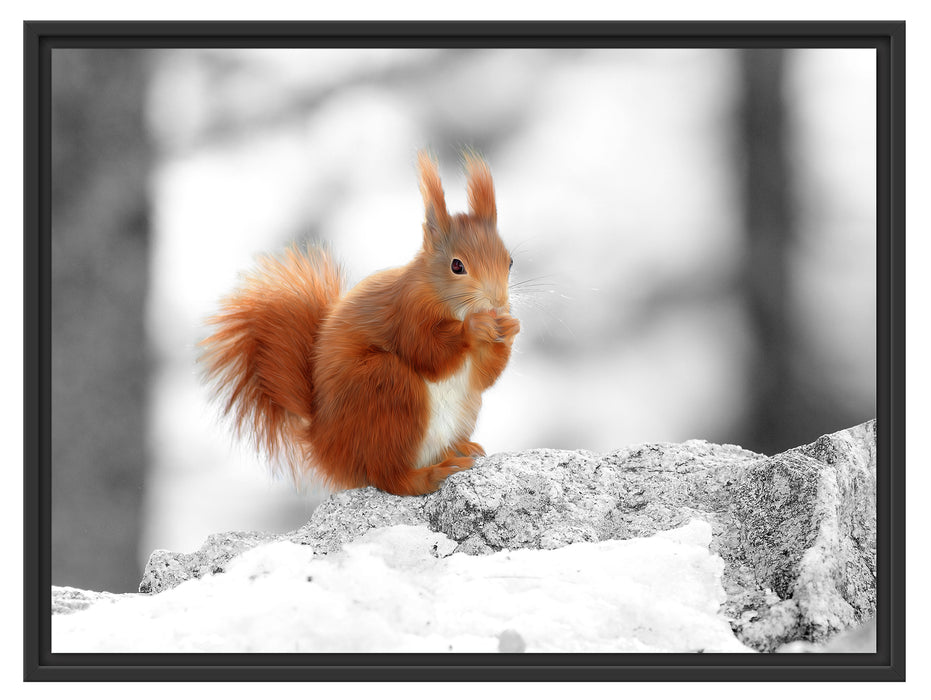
(415, 357, 478, 469)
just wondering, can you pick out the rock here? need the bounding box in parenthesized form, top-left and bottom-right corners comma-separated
(725, 421, 876, 650)
(421, 442, 758, 554)
(289, 487, 427, 554)
(52, 585, 139, 615)
(776, 618, 876, 653)
(138, 530, 279, 594)
(70, 421, 874, 652)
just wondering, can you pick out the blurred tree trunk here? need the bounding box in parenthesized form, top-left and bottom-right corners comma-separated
(51, 50, 151, 592)
(738, 50, 796, 455)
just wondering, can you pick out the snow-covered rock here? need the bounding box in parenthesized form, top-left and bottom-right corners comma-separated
(54, 521, 753, 653)
(53, 421, 875, 653)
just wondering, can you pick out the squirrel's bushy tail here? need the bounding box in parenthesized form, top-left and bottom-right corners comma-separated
(199, 245, 344, 481)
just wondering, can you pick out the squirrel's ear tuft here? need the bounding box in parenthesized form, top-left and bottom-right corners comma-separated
(418, 151, 451, 248)
(464, 150, 496, 223)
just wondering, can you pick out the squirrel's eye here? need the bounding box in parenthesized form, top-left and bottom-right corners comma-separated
(451, 259, 466, 275)
(509, 258, 513, 270)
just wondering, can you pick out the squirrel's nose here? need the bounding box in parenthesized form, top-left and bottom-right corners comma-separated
(484, 286, 507, 311)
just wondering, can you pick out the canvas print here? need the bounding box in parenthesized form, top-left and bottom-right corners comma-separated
(48, 45, 877, 656)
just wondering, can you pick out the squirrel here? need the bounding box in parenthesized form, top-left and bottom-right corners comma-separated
(199, 151, 520, 496)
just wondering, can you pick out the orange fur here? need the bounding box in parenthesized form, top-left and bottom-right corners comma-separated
(200, 151, 519, 496)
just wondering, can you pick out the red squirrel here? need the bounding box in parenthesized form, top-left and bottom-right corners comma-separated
(200, 151, 520, 496)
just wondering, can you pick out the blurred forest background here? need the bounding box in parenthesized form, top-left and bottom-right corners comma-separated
(50, 47, 876, 593)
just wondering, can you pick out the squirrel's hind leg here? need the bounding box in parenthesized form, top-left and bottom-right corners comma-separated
(384, 455, 473, 496)
(452, 440, 485, 457)
(383, 437, 483, 495)
(315, 348, 474, 496)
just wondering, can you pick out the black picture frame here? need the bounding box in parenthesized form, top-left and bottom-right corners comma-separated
(24, 20, 905, 682)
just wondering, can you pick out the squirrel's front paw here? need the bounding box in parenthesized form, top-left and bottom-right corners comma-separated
(467, 311, 500, 343)
(494, 313, 520, 343)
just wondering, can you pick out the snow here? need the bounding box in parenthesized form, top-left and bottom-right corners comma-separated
(53, 519, 754, 653)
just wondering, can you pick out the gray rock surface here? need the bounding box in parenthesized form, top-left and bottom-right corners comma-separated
(52, 586, 139, 615)
(138, 530, 278, 594)
(54, 421, 876, 652)
(725, 421, 876, 650)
